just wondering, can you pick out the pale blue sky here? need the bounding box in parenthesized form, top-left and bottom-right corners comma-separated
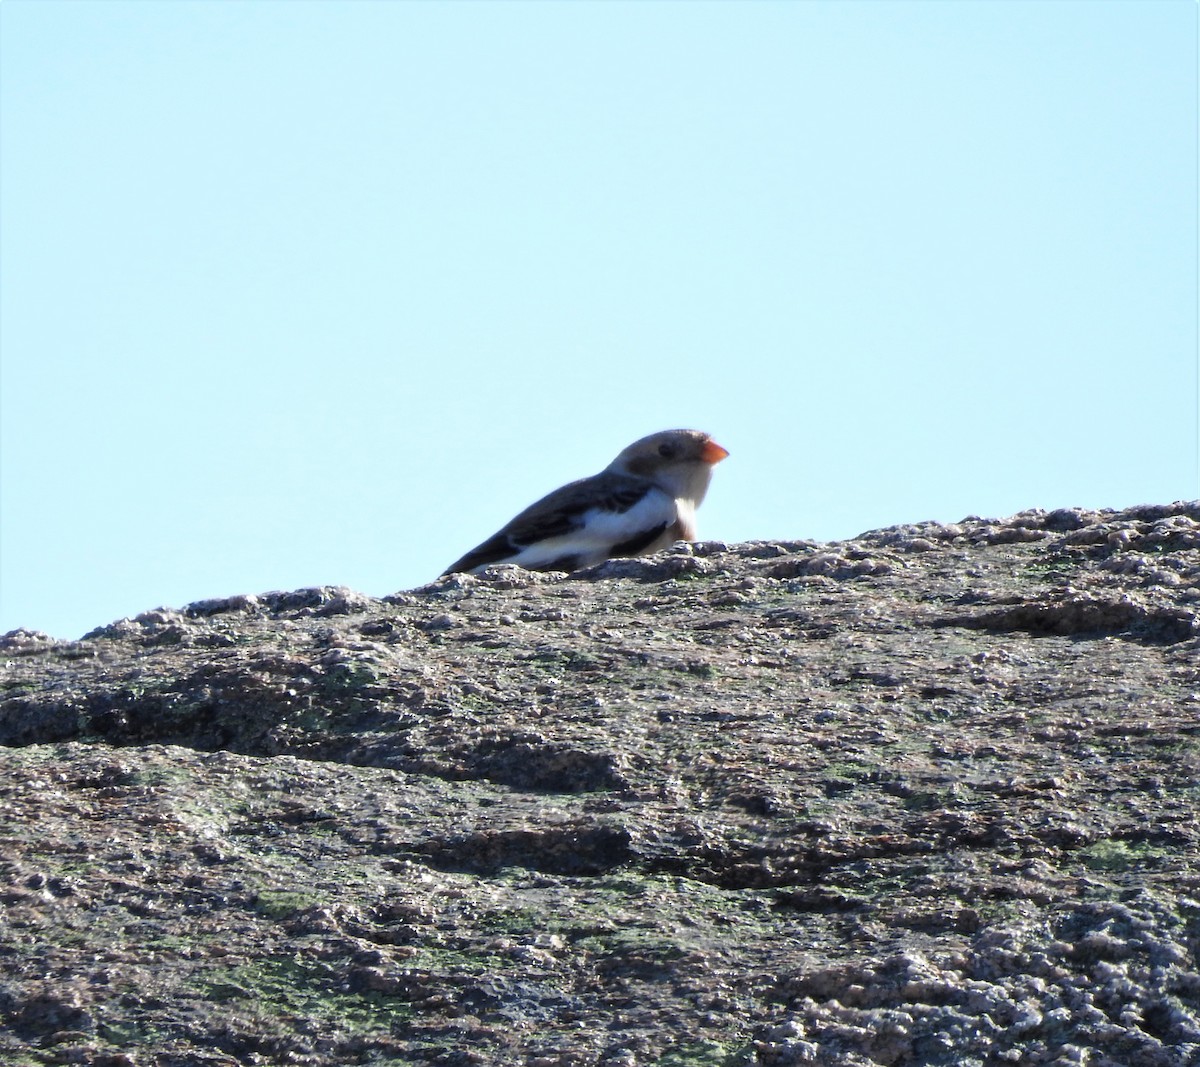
(2, 1, 1196, 640)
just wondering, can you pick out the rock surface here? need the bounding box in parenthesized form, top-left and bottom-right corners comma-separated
(2, 502, 1199, 1066)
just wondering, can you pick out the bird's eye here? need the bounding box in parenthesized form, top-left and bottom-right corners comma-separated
(658, 443, 676, 459)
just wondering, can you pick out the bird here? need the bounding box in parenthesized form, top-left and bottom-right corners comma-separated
(442, 429, 730, 576)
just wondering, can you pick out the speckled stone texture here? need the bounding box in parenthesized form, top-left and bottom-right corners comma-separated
(1, 503, 1198, 1066)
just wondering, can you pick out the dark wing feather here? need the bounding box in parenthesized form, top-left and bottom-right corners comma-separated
(441, 530, 524, 575)
(610, 521, 669, 558)
(502, 473, 652, 543)
(442, 471, 655, 575)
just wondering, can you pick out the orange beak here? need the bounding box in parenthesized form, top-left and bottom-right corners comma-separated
(701, 439, 730, 464)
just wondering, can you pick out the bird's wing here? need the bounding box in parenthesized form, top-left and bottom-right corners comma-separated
(441, 529, 527, 576)
(443, 471, 668, 575)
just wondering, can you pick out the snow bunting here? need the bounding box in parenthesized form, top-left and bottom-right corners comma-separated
(442, 429, 730, 575)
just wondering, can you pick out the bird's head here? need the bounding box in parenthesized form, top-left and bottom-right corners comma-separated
(610, 429, 729, 502)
